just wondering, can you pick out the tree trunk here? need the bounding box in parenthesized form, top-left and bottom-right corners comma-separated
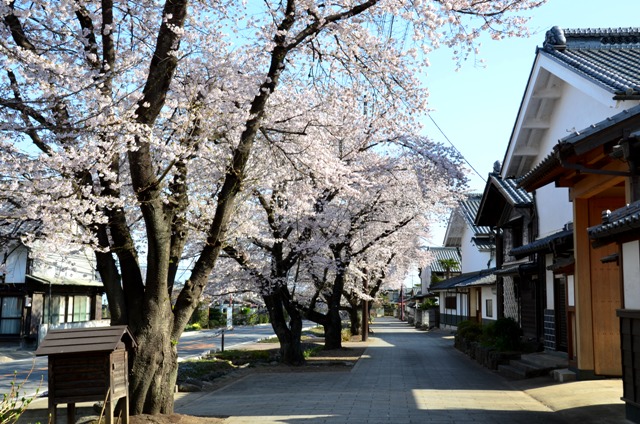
(323, 314, 343, 350)
(129, 317, 178, 414)
(324, 265, 347, 350)
(264, 291, 305, 365)
(274, 313, 304, 365)
(348, 306, 361, 336)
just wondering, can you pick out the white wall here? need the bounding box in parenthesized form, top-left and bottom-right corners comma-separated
(420, 266, 431, 294)
(536, 185, 573, 237)
(460, 226, 493, 273)
(482, 285, 497, 320)
(623, 241, 640, 309)
(545, 254, 555, 310)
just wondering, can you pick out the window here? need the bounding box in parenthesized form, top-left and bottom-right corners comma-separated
(44, 295, 92, 325)
(73, 296, 91, 322)
(445, 296, 456, 309)
(0, 296, 23, 335)
(486, 299, 493, 318)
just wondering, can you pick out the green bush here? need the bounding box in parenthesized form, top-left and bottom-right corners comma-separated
(208, 307, 226, 328)
(184, 322, 202, 331)
(482, 317, 522, 351)
(188, 303, 210, 329)
(456, 320, 483, 343)
(419, 298, 438, 310)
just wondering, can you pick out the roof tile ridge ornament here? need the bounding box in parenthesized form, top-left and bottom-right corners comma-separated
(543, 26, 567, 52)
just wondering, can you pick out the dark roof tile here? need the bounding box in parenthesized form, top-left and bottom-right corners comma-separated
(510, 227, 573, 259)
(423, 247, 461, 273)
(460, 194, 492, 236)
(489, 175, 533, 206)
(430, 267, 496, 291)
(541, 27, 640, 96)
(588, 201, 640, 244)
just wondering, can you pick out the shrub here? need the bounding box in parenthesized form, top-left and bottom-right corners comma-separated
(482, 317, 522, 351)
(456, 320, 483, 343)
(208, 307, 226, 328)
(188, 303, 210, 329)
(419, 298, 438, 310)
(184, 322, 202, 331)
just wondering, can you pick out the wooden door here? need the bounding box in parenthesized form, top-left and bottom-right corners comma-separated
(590, 198, 623, 376)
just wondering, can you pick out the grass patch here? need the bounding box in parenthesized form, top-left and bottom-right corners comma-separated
(303, 345, 324, 359)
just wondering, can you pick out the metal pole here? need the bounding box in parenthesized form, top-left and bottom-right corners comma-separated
(362, 278, 369, 341)
(221, 329, 225, 352)
(361, 299, 368, 341)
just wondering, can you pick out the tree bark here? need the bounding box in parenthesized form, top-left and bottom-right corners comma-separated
(347, 304, 361, 336)
(323, 311, 343, 350)
(129, 320, 178, 415)
(264, 291, 305, 365)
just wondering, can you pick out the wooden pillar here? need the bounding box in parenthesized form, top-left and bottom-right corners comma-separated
(573, 197, 595, 376)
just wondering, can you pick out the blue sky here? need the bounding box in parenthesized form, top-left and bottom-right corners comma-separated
(422, 0, 639, 245)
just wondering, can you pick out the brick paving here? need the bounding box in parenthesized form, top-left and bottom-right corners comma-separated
(176, 317, 626, 423)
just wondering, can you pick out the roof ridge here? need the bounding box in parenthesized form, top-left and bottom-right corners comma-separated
(564, 27, 640, 37)
(543, 26, 640, 52)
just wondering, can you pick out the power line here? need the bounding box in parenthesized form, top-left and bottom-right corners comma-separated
(427, 113, 487, 183)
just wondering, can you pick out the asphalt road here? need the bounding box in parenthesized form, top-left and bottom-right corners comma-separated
(0, 321, 317, 399)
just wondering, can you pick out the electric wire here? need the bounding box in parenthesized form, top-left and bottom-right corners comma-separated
(427, 113, 487, 183)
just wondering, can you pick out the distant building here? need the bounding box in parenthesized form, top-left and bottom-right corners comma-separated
(0, 206, 104, 343)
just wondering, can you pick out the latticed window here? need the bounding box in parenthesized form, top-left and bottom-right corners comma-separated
(503, 277, 519, 321)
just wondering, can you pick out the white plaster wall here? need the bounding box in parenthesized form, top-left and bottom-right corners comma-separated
(536, 185, 573, 237)
(567, 275, 575, 307)
(420, 266, 431, 294)
(536, 77, 626, 158)
(530, 81, 620, 237)
(459, 292, 468, 318)
(460, 226, 493, 273)
(623, 241, 640, 309)
(545, 253, 554, 310)
(482, 285, 497, 320)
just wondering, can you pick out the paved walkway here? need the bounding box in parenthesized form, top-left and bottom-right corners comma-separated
(175, 317, 628, 423)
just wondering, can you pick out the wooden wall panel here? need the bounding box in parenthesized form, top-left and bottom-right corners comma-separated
(590, 197, 624, 376)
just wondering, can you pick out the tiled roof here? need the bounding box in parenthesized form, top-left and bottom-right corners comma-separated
(518, 103, 640, 190)
(547, 256, 575, 272)
(588, 201, 640, 246)
(460, 194, 492, 236)
(510, 227, 573, 259)
(489, 174, 532, 206)
(494, 261, 538, 276)
(471, 237, 495, 252)
(430, 267, 496, 291)
(423, 247, 461, 273)
(541, 27, 640, 97)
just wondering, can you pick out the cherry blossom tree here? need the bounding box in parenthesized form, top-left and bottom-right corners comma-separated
(0, 0, 545, 415)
